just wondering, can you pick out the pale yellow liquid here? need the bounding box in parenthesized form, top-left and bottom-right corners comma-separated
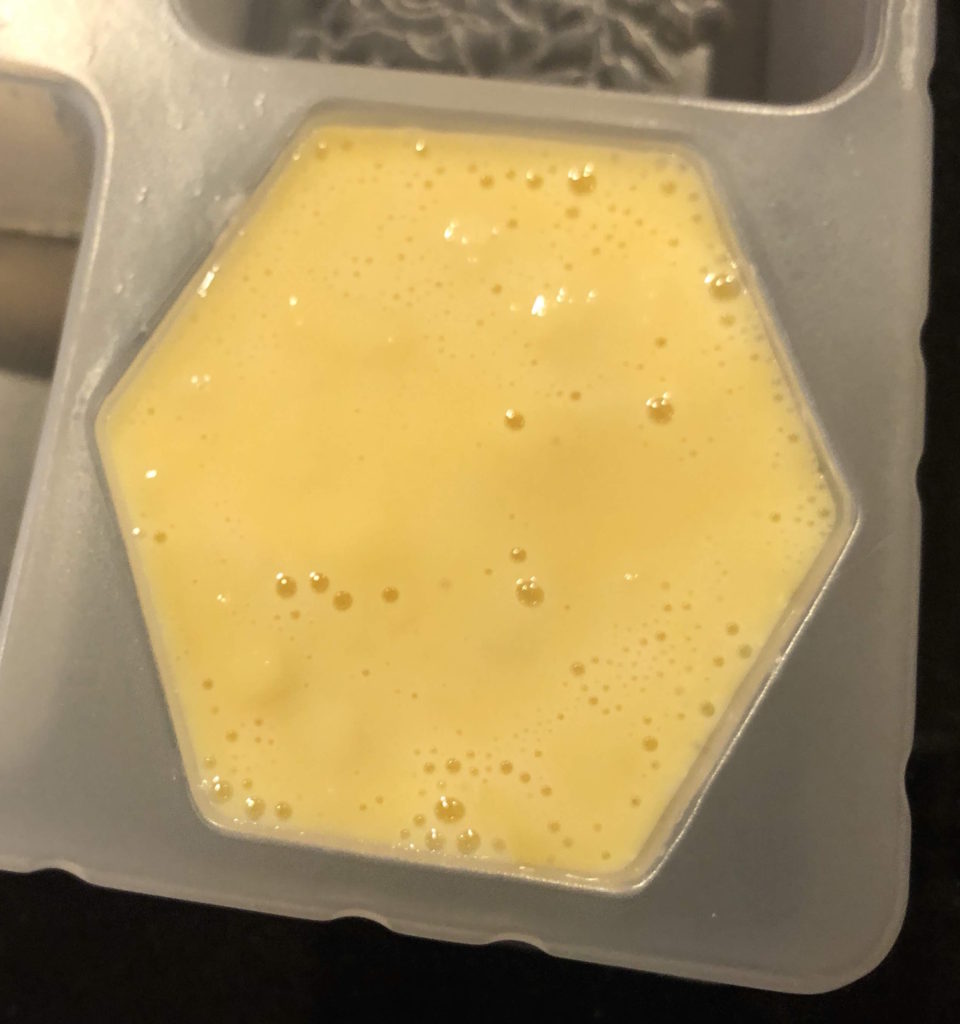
(98, 124, 837, 879)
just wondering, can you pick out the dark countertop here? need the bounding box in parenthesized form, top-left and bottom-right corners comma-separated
(1, 3, 957, 1020)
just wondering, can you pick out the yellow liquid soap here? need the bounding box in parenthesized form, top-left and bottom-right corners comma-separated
(97, 123, 839, 879)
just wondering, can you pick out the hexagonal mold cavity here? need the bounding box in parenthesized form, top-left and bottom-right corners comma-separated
(95, 116, 853, 891)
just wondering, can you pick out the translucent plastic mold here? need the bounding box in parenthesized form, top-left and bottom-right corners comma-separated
(0, 0, 931, 993)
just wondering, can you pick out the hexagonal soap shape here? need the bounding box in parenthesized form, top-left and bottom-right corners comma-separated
(96, 119, 852, 889)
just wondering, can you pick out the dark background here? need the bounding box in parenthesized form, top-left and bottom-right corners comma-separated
(1, 3, 958, 1020)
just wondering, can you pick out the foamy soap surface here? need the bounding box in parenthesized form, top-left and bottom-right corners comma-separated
(98, 123, 836, 878)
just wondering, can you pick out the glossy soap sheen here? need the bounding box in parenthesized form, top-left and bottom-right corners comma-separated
(98, 123, 836, 879)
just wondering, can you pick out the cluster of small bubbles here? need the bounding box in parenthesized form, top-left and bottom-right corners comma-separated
(515, 577, 545, 607)
(646, 393, 674, 424)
